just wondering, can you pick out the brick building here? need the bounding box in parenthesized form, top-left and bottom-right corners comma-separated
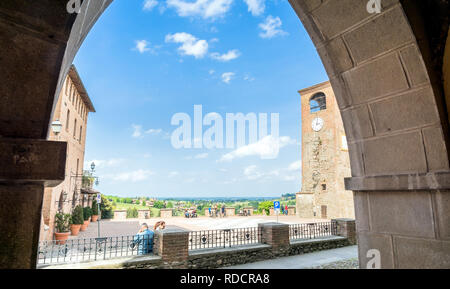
(296, 81, 354, 219)
(39, 65, 95, 241)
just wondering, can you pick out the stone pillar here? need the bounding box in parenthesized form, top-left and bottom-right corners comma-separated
(0, 139, 66, 269)
(332, 218, 356, 245)
(154, 228, 189, 267)
(258, 222, 290, 256)
(113, 210, 127, 220)
(160, 209, 173, 218)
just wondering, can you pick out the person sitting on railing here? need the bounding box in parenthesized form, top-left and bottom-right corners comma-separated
(132, 223, 154, 255)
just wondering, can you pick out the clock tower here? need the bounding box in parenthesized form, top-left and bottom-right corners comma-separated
(296, 81, 355, 219)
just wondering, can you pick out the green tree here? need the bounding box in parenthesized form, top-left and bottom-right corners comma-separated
(83, 207, 92, 221)
(100, 195, 113, 219)
(258, 201, 273, 215)
(167, 201, 174, 208)
(55, 213, 71, 233)
(71, 205, 84, 225)
(153, 200, 165, 209)
(91, 199, 99, 215)
(126, 207, 138, 218)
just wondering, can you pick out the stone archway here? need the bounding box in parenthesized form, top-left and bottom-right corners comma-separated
(0, 0, 448, 268)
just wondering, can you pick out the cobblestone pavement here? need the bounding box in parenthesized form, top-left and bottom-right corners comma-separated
(225, 245, 358, 269)
(69, 216, 328, 240)
(309, 258, 359, 269)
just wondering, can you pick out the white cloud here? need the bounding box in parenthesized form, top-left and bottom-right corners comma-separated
(210, 49, 241, 62)
(244, 0, 265, 16)
(194, 153, 209, 159)
(221, 72, 235, 84)
(166, 0, 233, 20)
(132, 124, 143, 138)
(114, 169, 155, 182)
(243, 165, 281, 181)
(84, 158, 124, 169)
(219, 135, 295, 162)
(135, 40, 151, 53)
(168, 171, 180, 178)
(259, 15, 288, 39)
(143, 0, 158, 11)
(165, 32, 209, 58)
(244, 165, 263, 180)
(244, 74, 255, 82)
(288, 160, 302, 171)
(209, 69, 215, 75)
(145, 128, 163, 135)
(185, 152, 209, 160)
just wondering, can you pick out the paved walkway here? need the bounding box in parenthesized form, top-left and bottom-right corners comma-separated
(224, 245, 358, 269)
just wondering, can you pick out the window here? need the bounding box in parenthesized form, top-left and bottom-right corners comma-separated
(79, 125, 83, 143)
(73, 118, 77, 138)
(66, 110, 70, 132)
(309, 92, 326, 113)
(322, 184, 327, 190)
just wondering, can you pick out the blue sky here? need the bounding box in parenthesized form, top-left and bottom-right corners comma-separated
(74, 0, 328, 198)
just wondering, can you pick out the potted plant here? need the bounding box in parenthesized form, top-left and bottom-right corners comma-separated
(54, 213, 71, 244)
(91, 199, 99, 222)
(70, 205, 83, 236)
(81, 207, 92, 231)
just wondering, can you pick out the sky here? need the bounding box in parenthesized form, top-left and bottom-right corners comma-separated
(74, 0, 328, 198)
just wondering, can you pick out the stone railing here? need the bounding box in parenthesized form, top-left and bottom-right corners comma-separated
(39, 219, 356, 269)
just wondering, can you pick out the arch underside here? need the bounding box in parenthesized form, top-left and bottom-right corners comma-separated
(0, 0, 448, 268)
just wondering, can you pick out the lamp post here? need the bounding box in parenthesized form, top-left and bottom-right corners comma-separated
(90, 162, 102, 238)
(51, 120, 62, 140)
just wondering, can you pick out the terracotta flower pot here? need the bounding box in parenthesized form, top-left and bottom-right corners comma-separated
(91, 215, 99, 222)
(54, 232, 70, 245)
(80, 220, 89, 231)
(71, 224, 81, 236)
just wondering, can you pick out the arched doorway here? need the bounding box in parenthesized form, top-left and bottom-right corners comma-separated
(0, 0, 448, 268)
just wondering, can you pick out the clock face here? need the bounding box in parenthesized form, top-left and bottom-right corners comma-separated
(312, 117, 324, 132)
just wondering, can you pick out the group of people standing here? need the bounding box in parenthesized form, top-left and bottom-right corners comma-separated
(184, 208, 197, 218)
(208, 204, 226, 218)
(132, 221, 166, 255)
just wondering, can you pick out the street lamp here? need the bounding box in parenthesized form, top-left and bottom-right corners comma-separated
(51, 120, 62, 140)
(90, 162, 96, 172)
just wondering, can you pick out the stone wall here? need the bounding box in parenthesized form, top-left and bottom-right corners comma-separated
(113, 210, 126, 220)
(225, 207, 235, 216)
(138, 210, 150, 219)
(160, 209, 173, 218)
